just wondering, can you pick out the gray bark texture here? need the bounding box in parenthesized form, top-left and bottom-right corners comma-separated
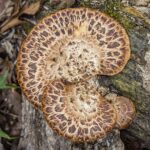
(17, 95, 124, 150)
(17, 0, 150, 150)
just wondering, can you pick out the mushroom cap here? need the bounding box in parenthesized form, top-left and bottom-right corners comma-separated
(112, 96, 136, 129)
(42, 79, 116, 142)
(16, 8, 130, 108)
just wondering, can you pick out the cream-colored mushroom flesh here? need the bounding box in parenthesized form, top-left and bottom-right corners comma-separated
(42, 79, 116, 142)
(16, 8, 130, 108)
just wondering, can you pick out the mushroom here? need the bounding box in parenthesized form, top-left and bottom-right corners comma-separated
(16, 8, 135, 143)
(16, 8, 131, 108)
(104, 92, 135, 129)
(111, 96, 136, 129)
(42, 79, 117, 142)
(42, 79, 135, 142)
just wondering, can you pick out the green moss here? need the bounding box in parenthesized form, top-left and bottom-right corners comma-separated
(22, 22, 34, 34)
(80, 0, 135, 30)
(111, 74, 150, 114)
(101, 0, 135, 30)
(109, 62, 139, 99)
(79, 0, 91, 7)
(111, 76, 141, 99)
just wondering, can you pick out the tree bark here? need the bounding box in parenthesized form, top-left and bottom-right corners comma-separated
(17, 0, 150, 149)
(17, 95, 124, 150)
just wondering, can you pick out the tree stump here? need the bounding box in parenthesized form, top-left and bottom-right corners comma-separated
(17, 95, 124, 150)
(17, 0, 150, 149)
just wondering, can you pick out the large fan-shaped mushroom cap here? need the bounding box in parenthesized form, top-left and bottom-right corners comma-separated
(42, 79, 116, 142)
(16, 8, 130, 108)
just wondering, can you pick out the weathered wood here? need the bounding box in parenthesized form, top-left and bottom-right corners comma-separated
(17, 0, 150, 149)
(17, 95, 124, 150)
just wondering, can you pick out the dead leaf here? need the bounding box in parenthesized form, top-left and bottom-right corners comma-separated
(0, 17, 24, 33)
(0, 0, 41, 34)
(22, 1, 41, 15)
(12, 0, 20, 16)
(0, 0, 14, 21)
(1, 0, 21, 28)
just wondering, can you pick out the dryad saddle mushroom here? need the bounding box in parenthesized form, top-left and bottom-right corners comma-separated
(16, 8, 135, 142)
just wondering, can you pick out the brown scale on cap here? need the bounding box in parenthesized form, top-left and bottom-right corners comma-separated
(42, 79, 116, 142)
(16, 8, 131, 108)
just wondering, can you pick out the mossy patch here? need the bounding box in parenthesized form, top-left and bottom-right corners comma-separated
(22, 22, 34, 34)
(79, 0, 135, 30)
(80, 0, 91, 7)
(111, 74, 141, 100)
(110, 65, 150, 114)
(110, 61, 140, 100)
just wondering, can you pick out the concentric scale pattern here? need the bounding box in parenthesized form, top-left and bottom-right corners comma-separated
(42, 79, 116, 142)
(16, 8, 135, 142)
